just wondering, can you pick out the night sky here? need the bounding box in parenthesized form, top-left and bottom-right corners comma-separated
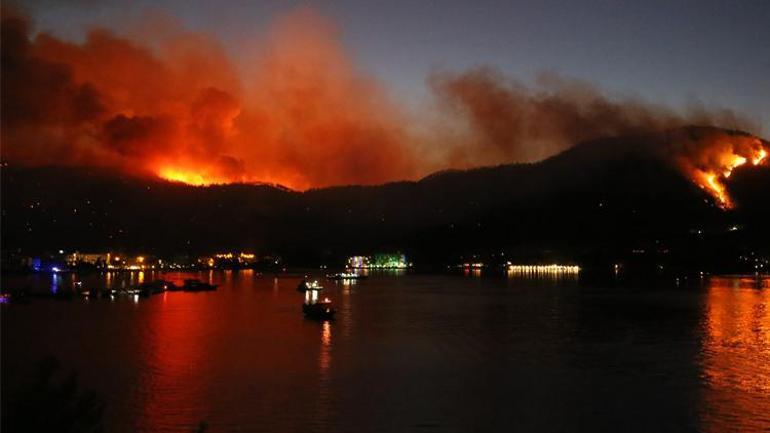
(19, 0, 770, 132)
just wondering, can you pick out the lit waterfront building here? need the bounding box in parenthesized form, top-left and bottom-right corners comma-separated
(66, 252, 109, 267)
(347, 254, 409, 269)
(200, 252, 260, 268)
(505, 263, 581, 275)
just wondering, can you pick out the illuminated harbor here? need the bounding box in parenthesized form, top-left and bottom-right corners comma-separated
(506, 263, 581, 275)
(8, 250, 281, 274)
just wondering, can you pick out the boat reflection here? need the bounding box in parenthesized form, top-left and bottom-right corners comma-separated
(314, 320, 333, 428)
(320, 321, 332, 372)
(700, 276, 770, 432)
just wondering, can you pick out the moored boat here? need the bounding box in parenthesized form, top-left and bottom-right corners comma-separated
(302, 301, 336, 320)
(136, 279, 174, 296)
(297, 279, 323, 292)
(302, 287, 335, 320)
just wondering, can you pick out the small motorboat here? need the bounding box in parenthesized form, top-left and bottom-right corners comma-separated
(297, 279, 323, 292)
(303, 300, 336, 320)
(183, 279, 218, 292)
(303, 289, 335, 321)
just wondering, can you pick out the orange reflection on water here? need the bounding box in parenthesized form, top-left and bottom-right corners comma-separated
(320, 321, 332, 372)
(463, 268, 482, 277)
(701, 276, 770, 432)
(135, 280, 214, 431)
(313, 320, 333, 427)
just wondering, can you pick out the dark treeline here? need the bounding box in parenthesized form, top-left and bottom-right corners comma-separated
(2, 128, 769, 272)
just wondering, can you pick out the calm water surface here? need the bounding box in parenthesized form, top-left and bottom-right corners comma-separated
(2, 271, 769, 433)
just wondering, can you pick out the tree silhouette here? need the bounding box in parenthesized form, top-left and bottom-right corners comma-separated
(2, 356, 105, 433)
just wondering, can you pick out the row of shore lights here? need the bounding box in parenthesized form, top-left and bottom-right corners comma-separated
(506, 263, 581, 273)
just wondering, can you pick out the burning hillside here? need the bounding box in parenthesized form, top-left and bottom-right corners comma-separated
(1, 6, 765, 196)
(663, 128, 769, 209)
(4, 127, 769, 266)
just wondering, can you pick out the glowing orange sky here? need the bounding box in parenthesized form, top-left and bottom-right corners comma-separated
(1, 6, 766, 196)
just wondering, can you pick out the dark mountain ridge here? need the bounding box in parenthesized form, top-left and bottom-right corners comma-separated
(2, 127, 769, 271)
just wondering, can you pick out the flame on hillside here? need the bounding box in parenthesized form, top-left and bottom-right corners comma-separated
(158, 167, 218, 186)
(676, 134, 768, 209)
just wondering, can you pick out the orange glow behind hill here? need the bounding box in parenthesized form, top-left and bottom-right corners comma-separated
(156, 165, 295, 189)
(154, 133, 769, 212)
(2, 7, 768, 198)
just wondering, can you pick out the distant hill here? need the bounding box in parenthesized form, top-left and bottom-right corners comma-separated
(2, 127, 769, 271)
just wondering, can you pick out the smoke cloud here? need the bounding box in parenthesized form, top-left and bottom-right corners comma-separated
(428, 68, 758, 167)
(1, 6, 762, 189)
(1, 6, 416, 189)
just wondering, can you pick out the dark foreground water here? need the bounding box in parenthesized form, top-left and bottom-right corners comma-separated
(2, 271, 769, 433)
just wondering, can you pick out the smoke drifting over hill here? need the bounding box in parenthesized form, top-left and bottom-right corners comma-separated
(429, 69, 757, 167)
(0, 5, 763, 190)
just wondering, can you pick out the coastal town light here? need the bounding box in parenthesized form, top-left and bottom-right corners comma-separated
(506, 264, 581, 274)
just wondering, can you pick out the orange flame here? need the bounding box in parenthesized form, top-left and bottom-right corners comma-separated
(683, 137, 769, 209)
(158, 168, 217, 186)
(753, 148, 768, 166)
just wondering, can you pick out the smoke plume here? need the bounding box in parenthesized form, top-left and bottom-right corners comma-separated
(1, 7, 415, 189)
(428, 68, 758, 167)
(1, 6, 763, 190)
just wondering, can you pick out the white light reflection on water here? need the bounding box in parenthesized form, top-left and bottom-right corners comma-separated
(50, 273, 60, 293)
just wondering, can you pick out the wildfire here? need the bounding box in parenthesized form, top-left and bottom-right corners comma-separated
(754, 148, 768, 166)
(685, 138, 769, 209)
(722, 155, 746, 178)
(158, 167, 220, 186)
(696, 171, 732, 209)
(156, 165, 294, 188)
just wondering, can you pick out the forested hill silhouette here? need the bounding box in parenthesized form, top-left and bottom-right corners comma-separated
(2, 127, 769, 270)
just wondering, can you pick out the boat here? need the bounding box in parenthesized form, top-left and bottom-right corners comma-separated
(302, 288, 335, 320)
(166, 281, 184, 291)
(183, 279, 218, 292)
(297, 279, 323, 292)
(303, 301, 336, 320)
(136, 279, 174, 296)
(326, 272, 367, 281)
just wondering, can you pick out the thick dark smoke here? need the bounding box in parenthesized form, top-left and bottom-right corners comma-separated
(1, 6, 762, 189)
